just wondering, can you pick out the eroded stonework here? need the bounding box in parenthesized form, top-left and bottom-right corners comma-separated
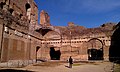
(39, 22, 115, 61)
(0, 0, 119, 67)
(0, 0, 41, 67)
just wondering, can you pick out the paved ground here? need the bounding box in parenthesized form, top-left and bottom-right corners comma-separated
(0, 61, 113, 72)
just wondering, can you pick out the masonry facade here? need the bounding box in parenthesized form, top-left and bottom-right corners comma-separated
(0, 0, 119, 67)
(0, 0, 42, 67)
(38, 22, 114, 61)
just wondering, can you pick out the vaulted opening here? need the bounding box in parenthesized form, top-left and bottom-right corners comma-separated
(25, 3, 31, 20)
(50, 47, 61, 60)
(25, 3, 31, 11)
(0, 2, 5, 9)
(9, 8, 14, 14)
(87, 38, 103, 60)
(36, 46, 40, 62)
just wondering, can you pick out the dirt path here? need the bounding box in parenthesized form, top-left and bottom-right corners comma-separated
(23, 61, 113, 72)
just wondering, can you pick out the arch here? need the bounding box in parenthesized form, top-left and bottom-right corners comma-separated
(25, 3, 31, 11)
(19, 14, 23, 18)
(0, 2, 6, 9)
(42, 30, 62, 60)
(36, 46, 40, 52)
(9, 8, 14, 14)
(36, 46, 40, 62)
(50, 47, 61, 60)
(43, 30, 61, 39)
(25, 3, 31, 20)
(87, 38, 104, 60)
(88, 38, 104, 48)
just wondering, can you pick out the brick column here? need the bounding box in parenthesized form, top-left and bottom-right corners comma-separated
(103, 46, 109, 61)
(0, 19, 4, 62)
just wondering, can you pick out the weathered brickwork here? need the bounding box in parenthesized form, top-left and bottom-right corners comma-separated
(38, 11, 115, 61)
(39, 22, 114, 61)
(0, 0, 119, 67)
(0, 0, 42, 67)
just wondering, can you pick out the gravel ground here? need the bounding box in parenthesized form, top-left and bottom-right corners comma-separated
(24, 61, 113, 72)
(0, 61, 113, 72)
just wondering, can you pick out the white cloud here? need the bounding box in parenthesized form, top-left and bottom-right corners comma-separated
(61, 0, 120, 14)
(82, 0, 120, 12)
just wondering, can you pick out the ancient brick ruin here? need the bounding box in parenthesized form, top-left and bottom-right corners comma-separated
(0, 0, 119, 67)
(0, 0, 41, 67)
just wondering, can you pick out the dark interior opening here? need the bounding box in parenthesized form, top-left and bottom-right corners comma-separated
(87, 38, 104, 60)
(36, 46, 40, 62)
(88, 48, 103, 60)
(36, 28, 52, 36)
(0, 2, 6, 9)
(25, 3, 31, 11)
(19, 14, 23, 18)
(50, 47, 61, 60)
(36, 46, 40, 52)
(9, 8, 14, 14)
(109, 22, 120, 63)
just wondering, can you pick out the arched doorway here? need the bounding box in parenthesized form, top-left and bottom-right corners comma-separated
(25, 3, 31, 20)
(0, 2, 5, 9)
(87, 38, 104, 60)
(36, 46, 40, 62)
(50, 47, 61, 60)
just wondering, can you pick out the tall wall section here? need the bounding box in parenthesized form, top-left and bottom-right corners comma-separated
(0, 0, 42, 67)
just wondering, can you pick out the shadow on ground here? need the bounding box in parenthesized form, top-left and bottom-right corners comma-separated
(0, 69, 34, 72)
(65, 65, 70, 68)
(33, 61, 62, 67)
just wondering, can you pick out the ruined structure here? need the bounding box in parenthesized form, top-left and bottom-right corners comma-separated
(38, 22, 115, 61)
(0, 0, 119, 67)
(0, 0, 42, 67)
(40, 10, 51, 26)
(109, 22, 120, 63)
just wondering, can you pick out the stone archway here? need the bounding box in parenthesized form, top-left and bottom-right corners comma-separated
(25, 3, 31, 20)
(87, 38, 104, 60)
(36, 46, 40, 62)
(50, 47, 61, 60)
(0, 2, 5, 9)
(43, 30, 61, 60)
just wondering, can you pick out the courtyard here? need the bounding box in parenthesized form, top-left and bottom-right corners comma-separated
(0, 61, 118, 72)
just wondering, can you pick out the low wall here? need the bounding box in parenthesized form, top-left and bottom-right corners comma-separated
(0, 59, 36, 68)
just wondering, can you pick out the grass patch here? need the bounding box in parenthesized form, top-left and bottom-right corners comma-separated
(88, 62, 100, 65)
(33, 62, 62, 67)
(114, 64, 120, 72)
(91, 63, 100, 65)
(72, 63, 81, 66)
(72, 62, 100, 66)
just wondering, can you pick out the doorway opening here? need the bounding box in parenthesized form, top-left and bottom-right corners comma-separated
(50, 47, 61, 60)
(88, 48, 103, 60)
(36, 46, 40, 62)
(87, 38, 104, 60)
(25, 3, 31, 20)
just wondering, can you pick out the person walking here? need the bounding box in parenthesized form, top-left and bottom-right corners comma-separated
(68, 56, 73, 68)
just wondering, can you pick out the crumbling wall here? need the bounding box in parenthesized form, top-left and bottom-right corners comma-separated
(40, 10, 51, 26)
(0, 0, 42, 67)
(40, 22, 114, 61)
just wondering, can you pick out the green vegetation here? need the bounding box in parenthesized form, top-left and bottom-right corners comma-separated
(72, 63, 81, 66)
(33, 62, 62, 67)
(114, 64, 120, 72)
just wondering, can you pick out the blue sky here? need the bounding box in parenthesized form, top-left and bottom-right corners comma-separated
(34, 0, 120, 28)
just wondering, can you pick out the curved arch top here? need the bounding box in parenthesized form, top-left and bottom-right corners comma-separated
(25, 3, 31, 11)
(88, 38, 104, 48)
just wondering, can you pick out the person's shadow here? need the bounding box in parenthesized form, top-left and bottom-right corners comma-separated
(65, 65, 71, 68)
